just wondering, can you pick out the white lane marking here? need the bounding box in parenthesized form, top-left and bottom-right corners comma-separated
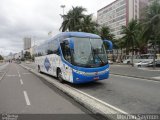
(18, 72, 21, 77)
(0, 71, 7, 81)
(6, 75, 18, 77)
(23, 73, 31, 75)
(111, 74, 160, 83)
(23, 91, 31, 106)
(138, 67, 160, 71)
(20, 79, 23, 85)
(17, 71, 20, 77)
(152, 76, 160, 80)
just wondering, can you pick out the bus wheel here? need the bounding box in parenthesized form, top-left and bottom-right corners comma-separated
(57, 69, 64, 83)
(38, 65, 41, 73)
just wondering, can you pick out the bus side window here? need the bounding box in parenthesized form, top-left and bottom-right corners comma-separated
(47, 39, 59, 55)
(53, 40, 59, 55)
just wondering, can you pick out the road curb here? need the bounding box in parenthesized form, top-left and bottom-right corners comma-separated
(20, 64, 138, 120)
(110, 73, 160, 82)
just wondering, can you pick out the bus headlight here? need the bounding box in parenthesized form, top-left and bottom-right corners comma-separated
(73, 69, 85, 75)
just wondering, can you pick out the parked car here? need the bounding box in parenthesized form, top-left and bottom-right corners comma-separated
(134, 61, 151, 67)
(25, 61, 30, 64)
(16, 61, 21, 64)
(156, 61, 160, 67)
(123, 54, 155, 64)
(147, 60, 160, 67)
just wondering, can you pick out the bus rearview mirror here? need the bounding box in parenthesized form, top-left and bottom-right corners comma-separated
(103, 40, 113, 50)
(69, 39, 74, 52)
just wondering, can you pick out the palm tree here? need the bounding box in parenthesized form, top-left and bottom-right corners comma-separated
(99, 26, 116, 61)
(134, 22, 148, 54)
(121, 19, 139, 66)
(76, 14, 98, 33)
(99, 26, 115, 40)
(115, 38, 126, 62)
(143, 0, 160, 68)
(60, 6, 86, 32)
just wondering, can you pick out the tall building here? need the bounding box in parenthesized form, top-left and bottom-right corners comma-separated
(139, 0, 148, 20)
(97, 0, 148, 38)
(24, 37, 31, 50)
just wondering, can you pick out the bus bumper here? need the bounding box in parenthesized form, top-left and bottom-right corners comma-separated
(72, 71, 109, 84)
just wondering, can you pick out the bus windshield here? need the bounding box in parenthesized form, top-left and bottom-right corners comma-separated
(72, 37, 108, 68)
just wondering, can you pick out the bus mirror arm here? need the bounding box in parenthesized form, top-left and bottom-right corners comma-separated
(69, 39, 74, 53)
(103, 40, 113, 50)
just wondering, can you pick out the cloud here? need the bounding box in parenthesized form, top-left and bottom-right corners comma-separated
(0, 0, 114, 55)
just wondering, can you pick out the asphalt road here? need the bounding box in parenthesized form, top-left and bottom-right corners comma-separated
(0, 63, 9, 71)
(0, 63, 97, 120)
(70, 75, 160, 114)
(22, 62, 160, 114)
(110, 65, 160, 79)
(0, 63, 9, 79)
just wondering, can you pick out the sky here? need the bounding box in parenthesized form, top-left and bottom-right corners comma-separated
(0, 0, 114, 56)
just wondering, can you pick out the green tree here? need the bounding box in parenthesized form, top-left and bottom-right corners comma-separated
(76, 14, 98, 33)
(121, 19, 139, 66)
(135, 23, 148, 54)
(99, 26, 114, 40)
(0, 55, 3, 60)
(114, 38, 126, 62)
(143, 0, 160, 68)
(60, 6, 86, 32)
(24, 51, 31, 60)
(98, 26, 116, 61)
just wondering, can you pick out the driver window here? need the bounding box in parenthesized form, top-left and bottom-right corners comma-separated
(60, 41, 71, 63)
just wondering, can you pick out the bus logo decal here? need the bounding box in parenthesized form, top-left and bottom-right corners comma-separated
(44, 57, 51, 71)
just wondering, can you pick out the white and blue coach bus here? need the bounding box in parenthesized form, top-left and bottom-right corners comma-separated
(35, 32, 112, 84)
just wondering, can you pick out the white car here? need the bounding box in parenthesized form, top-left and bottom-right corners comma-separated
(134, 61, 151, 67)
(25, 61, 30, 64)
(108, 60, 113, 64)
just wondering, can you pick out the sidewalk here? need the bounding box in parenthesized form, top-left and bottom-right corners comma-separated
(110, 64, 160, 81)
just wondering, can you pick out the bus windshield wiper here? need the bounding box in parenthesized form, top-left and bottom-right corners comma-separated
(92, 49, 105, 65)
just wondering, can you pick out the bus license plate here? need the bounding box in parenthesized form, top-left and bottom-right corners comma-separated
(94, 77, 99, 80)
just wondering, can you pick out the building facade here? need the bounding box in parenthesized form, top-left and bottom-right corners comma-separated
(24, 37, 31, 50)
(14, 51, 23, 59)
(97, 0, 148, 38)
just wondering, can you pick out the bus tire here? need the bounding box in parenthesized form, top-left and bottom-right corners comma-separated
(38, 65, 41, 73)
(57, 69, 64, 83)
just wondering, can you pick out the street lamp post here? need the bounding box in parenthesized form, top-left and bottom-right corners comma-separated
(60, 5, 65, 15)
